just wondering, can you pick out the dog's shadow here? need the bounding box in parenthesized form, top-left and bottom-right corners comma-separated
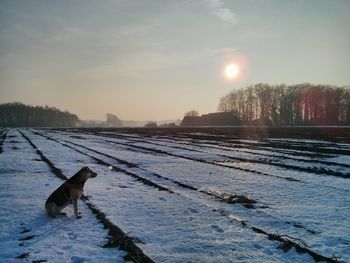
(19, 208, 80, 246)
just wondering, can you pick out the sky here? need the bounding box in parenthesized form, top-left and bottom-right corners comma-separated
(0, 0, 349, 121)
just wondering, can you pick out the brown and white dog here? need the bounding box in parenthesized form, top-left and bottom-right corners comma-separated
(45, 166, 97, 218)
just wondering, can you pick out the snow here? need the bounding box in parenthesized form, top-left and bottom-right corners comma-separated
(1, 128, 349, 262)
(0, 129, 126, 262)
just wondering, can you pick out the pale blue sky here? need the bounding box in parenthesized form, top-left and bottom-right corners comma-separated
(1, 0, 349, 120)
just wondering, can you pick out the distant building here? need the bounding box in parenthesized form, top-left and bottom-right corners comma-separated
(80, 120, 106, 127)
(181, 112, 241, 126)
(144, 121, 157, 127)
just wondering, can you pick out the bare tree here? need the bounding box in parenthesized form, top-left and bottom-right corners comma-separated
(218, 84, 350, 126)
(106, 113, 122, 127)
(184, 110, 199, 117)
(144, 121, 157, 128)
(0, 102, 80, 127)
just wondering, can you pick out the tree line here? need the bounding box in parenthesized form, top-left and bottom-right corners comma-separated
(218, 84, 350, 126)
(0, 102, 80, 127)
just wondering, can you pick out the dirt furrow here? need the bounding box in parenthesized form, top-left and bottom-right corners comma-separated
(0, 129, 8, 154)
(78, 127, 350, 155)
(46, 133, 339, 236)
(87, 136, 301, 182)
(86, 131, 350, 176)
(31, 129, 341, 263)
(18, 130, 155, 263)
(31, 130, 260, 208)
(104, 132, 350, 169)
(39, 131, 349, 229)
(152, 135, 350, 167)
(31, 131, 174, 193)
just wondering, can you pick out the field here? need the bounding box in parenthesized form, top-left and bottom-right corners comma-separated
(0, 127, 349, 263)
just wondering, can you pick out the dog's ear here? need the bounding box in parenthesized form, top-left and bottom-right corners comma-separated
(81, 166, 90, 172)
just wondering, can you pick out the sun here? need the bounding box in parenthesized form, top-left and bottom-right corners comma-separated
(225, 63, 239, 79)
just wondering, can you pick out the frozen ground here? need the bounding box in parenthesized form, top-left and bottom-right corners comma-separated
(0, 129, 127, 263)
(0, 127, 349, 262)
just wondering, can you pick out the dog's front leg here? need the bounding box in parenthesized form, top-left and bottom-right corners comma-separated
(72, 199, 82, 219)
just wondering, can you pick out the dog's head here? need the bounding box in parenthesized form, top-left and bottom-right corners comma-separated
(81, 166, 97, 179)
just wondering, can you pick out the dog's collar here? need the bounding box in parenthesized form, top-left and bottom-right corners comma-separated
(64, 182, 84, 192)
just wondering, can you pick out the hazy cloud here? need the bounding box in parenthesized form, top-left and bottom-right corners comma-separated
(205, 0, 238, 25)
(46, 27, 82, 43)
(1, 0, 349, 120)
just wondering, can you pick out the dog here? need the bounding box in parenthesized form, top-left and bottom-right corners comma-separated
(45, 166, 97, 218)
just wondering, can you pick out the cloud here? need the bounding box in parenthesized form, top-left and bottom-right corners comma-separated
(46, 27, 82, 43)
(205, 0, 238, 25)
(75, 51, 199, 79)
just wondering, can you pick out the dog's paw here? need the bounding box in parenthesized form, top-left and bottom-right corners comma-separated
(76, 215, 82, 219)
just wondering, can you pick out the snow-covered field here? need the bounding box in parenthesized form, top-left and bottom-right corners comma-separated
(0, 127, 349, 263)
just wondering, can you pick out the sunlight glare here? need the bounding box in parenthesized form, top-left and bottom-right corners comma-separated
(225, 64, 239, 79)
